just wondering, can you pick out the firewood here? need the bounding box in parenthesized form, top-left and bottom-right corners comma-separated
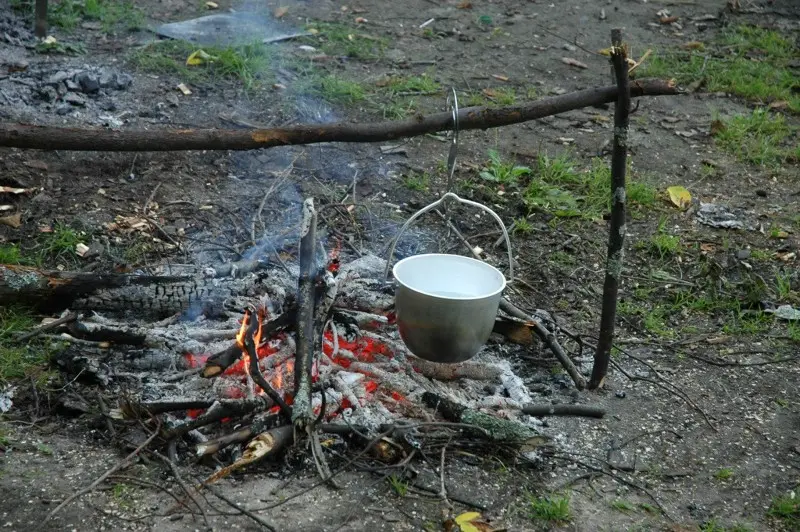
(0, 80, 677, 152)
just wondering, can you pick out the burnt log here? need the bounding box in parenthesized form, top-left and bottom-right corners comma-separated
(0, 80, 678, 152)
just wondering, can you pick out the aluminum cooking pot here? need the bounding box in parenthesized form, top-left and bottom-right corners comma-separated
(385, 192, 513, 363)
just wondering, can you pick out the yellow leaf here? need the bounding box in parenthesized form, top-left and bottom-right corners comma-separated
(186, 49, 216, 66)
(597, 47, 612, 56)
(667, 185, 691, 209)
(455, 512, 483, 531)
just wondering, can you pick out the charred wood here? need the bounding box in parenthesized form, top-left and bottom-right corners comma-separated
(293, 198, 318, 429)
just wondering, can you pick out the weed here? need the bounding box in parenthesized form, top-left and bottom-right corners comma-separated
(549, 250, 575, 266)
(382, 74, 440, 95)
(610, 499, 635, 513)
(35, 39, 86, 55)
(129, 40, 271, 90)
(402, 171, 429, 191)
(303, 22, 386, 59)
(30, 0, 146, 33)
(529, 493, 571, 523)
(316, 75, 366, 103)
(638, 502, 657, 514)
(480, 149, 531, 184)
(775, 271, 793, 301)
(378, 100, 416, 120)
(749, 249, 772, 262)
(485, 87, 517, 105)
(0, 307, 53, 386)
(714, 467, 734, 481)
(36, 443, 53, 456)
(722, 311, 772, 336)
(640, 219, 680, 259)
(112, 483, 136, 508)
(37, 223, 82, 266)
(639, 25, 800, 112)
(713, 109, 795, 166)
(787, 322, 800, 343)
(513, 218, 533, 235)
(0, 244, 25, 265)
(767, 493, 798, 526)
(387, 475, 408, 497)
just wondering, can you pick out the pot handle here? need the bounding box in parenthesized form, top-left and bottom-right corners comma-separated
(384, 192, 514, 282)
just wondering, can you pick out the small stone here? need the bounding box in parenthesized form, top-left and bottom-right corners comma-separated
(44, 71, 70, 86)
(65, 79, 80, 91)
(113, 73, 133, 90)
(615, 390, 626, 399)
(755, 189, 767, 197)
(38, 86, 58, 102)
(736, 249, 751, 260)
(98, 71, 115, 88)
(166, 93, 179, 107)
(75, 72, 100, 93)
(55, 105, 72, 116)
(98, 99, 117, 111)
(562, 43, 576, 51)
(64, 92, 86, 106)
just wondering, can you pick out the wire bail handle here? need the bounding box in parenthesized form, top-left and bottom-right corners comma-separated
(384, 192, 514, 283)
(445, 87, 459, 193)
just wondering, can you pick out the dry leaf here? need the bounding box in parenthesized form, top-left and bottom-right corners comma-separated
(43, 36, 57, 44)
(453, 511, 494, 532)
(354, 16, 368, 23)
(457, 1, 472, 8)
(177, 83, 192, 95)
(482, 88, 499, 98)
(598, 47, 612, 56)
(660, 15, 678, 23)
(561, 57, 588, 69)
(205, 1, 218, 8)
(186, 49, 217, 66)
(682, 41, 705, 50)
(667, 185, 692, 209)
(75, 243, 90, 257)
(768, 100, 789, 110)
(709, 119, 726, 137)
(274, 6, 289, 18)
(700, 243, 716, 253)
(0, 213, 22, 228)
(491, 74, 509, 82)
(776, 251, 796, 262)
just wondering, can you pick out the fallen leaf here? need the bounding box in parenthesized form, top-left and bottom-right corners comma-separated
(75, 243, 90, 257)
(709, 120, 726, 136)
(205, 1, 218, 8)
(43, 36, 57, 44)
(561, 57, 588, 69)
(274, 6, 289, 18)
(771, 230, 789, 239)
(667, 185, 692, 209)
(660, 15, 678, 24)
(682, 41, 705, 50)
(307, 27, 319, 35)
(482, 88, 499, 98)
(768, 100, 789, 110)
(457, 0, 472, 8)
(598, 47, 612, 56)
(186, 49, 217, 66)
(177, 83, 192, 95)
(491, 74, 509, 82)
(354, 16, 368, 23)
(776, 251, 796, 262)
(700, 243, 716, 253)
(453, 511, 494, 532)
(0, 213, 22, 228)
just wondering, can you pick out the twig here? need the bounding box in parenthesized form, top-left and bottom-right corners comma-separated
(438, 438, 452, 509)
(203, 483, 278, 531)
(244, 308, 292, 419)
(590, 28, 630, 390)
(45, 420, 160, 522)
(15, 311, 78, 342)
(521, 404, 606, 418)
(293, 198, 318, 429)
(151, 451, 211, 530)
(143, 182, 162, 216)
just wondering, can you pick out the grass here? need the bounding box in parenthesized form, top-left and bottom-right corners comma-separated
(37, 223, 83, 267)
(513, 217, 533, 235)
(12, 0, 145, 33)
(381, 74, 440, 96)
(712, 109, 796, 167)
(480, 149, 531, 184)
(529, 493, 571, 523)
(387, 475, 408, 497)
(610, 499, 636, 513)
(315, 75, 367, 103)
(714, 467, 734, 481)
(638, 25, 800, 112)
(0, 307, 53, 387)
(128, 40, 272, 90)
(303, 22, 386, 60)
(521, 153, 657, 220)
(0, 244, 25, 265)
(638, 218, 681, 259)
(767, 493, 798, 527)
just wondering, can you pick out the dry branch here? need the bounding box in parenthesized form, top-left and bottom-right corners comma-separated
(0, 80, 677, 152)
(521, 404, 606, 418)
(293, 198, 318, 429)
(590, 29, 630, 390)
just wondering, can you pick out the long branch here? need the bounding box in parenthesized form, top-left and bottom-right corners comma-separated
(0, 80, 676, 152)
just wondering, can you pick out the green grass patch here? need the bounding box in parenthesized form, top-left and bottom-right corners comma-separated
(639, 25, 800, 112)
(387, 475, 408, 497)
(714, 467, 734, 481)
(712, 109, 796, 166)
(402, 171, 429, 191)
(36, 223, 83, 267)
(380, 74, 440, 95)
(315, 75, 366, 103)
(303, 22, 386, 60)
(610, 499, 636, 513)
(128, 40, 272, 90)
(529, 493, 571, 523)
(480, 149, 532, 185)
(0, 244, 25, 265)
(12, 0, 144, 33)
(0, 307, 53, 387)
(767, 493, 798, 527)
(638, 218, 681, 259)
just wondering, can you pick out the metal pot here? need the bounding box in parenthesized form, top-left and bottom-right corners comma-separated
(385, 192, 513, 364)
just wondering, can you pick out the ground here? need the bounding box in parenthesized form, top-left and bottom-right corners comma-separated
(1, 0, 799, 531)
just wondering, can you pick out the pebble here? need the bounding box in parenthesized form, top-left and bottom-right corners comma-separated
(38, 86, 58, 102)
(64, 92, 86, 106)
(615, 390, 626, 398)
(44, 71, 70, 86)
(55, 105, 73, 115)
(64, 79, 80, 92)
(166, 93, 180, 107)
(736, 249, 751, 260)
(75, 72, 100, 94)
(113, 73, 133, 90)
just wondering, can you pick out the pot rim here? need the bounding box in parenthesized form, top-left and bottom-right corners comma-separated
(392, 253, 507, 301)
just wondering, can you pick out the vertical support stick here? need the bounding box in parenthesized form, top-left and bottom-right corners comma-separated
(589, 29, 630, 390)
(34, 0, 48, 38)
(293, 198, 318, 428)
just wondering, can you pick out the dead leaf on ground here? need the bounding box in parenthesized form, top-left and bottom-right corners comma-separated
(700, 243, 716, 253)
(177, 83, 192, 96)
(710, 119, 726, 136)
(186, 50, 217, 66)
(660, 15, 678, 24)
(205, 1, 218, 8)
(451, 511, 496, 532)
(491, 74, 509, 82)
(457, 1, 472, 8)
(0, 213, 22, 228)
(667, 185, 692, 209)
(274, 6, 289, 18)
(354, 16, 368, 23)
(682, 41, 705, 50)
(561, 57, 588, 69)
(776, 251, 796, 262)
(768, 100, 789, 110)
(75, 243, 90, 257)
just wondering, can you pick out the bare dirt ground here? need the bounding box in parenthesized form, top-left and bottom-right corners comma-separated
(1, 0, 799, 530)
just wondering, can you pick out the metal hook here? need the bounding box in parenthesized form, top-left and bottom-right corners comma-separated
(445, 87, 459, 193)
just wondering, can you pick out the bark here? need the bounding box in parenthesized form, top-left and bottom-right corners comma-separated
(521, 404, 606, 418)
(34, 0, 48, 38)
(0, 80, 677, 152)
(590, 30, 630, 390)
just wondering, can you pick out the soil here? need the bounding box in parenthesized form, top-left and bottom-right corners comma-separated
(1, 0, 799, 531)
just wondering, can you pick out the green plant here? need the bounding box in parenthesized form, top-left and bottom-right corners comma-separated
(767, 493, 798, 526)
(387, 475, 408, 497)
(37, 223, 82, 266)
(0, 307, 53, 386)
(303, 22, 386, 59)
(712, 109, 795, 166)
(383, 74, 440, 95)
(316, 75, 366, 103)
(714, 467, 734, 481)
(0, 244, 25, 265)
(775, 271, 793, 300)
(640, 219, 681, 259)
(610, 499, 635, 513)
(35, 39, 86, 55)
(402, 171, 429, 191)
(513, 217, 533, 235)
(480, 149, 531, 185)
(529, 493, 571, 523)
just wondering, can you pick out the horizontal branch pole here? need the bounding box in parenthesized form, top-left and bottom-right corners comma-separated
(0, 80, 676, 152)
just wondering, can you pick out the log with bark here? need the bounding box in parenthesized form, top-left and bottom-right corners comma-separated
(0, 80, 677, 152)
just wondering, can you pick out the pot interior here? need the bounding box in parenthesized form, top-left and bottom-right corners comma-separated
(392, 254, 506, 300)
